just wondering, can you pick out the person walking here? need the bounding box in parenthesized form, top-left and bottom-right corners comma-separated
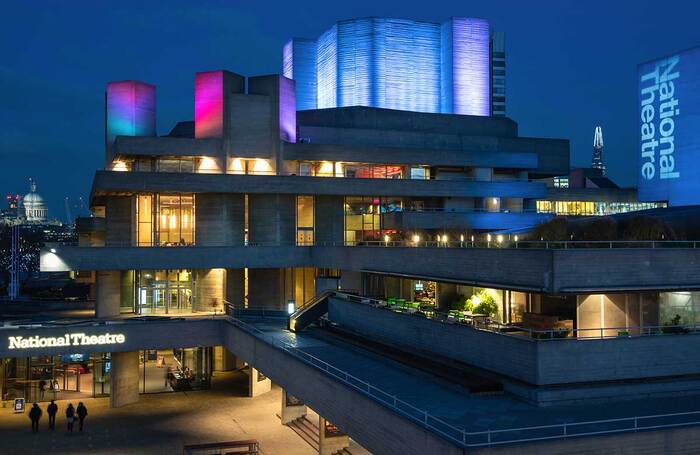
(29, 403, 42, 433)
(76, 402, 88, 431)
(65, 403, 75, 432)
(47, 400, 58, 430)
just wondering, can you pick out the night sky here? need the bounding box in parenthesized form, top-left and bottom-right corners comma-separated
(2, 0, 699, 219)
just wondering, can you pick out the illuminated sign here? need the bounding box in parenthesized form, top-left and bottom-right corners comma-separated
(639, 47, 700, 206)
(8, 333, 126, 350)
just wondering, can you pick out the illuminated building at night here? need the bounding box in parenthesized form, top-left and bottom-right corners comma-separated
(284, 17, 502, 116)
(19, 24, 700, 455)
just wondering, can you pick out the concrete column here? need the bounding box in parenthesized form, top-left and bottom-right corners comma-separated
(105, 196, 133, 246)
(248, 367, 271, 397)
(194, 269, 225, 313)
(314, 195, 344, 244)
(248, 268, 284, 309)
(280, 389, 307, 424)
(437, 283, 459, 310)
(248, 194, 295, 245)
(110, 351, 139, 408)
(225, 269, 245, 308)
(213, 346, 237, 372)
(195, 193, 244, 246)
(96, 270, 121, 318)
(318, 416, 349, 455)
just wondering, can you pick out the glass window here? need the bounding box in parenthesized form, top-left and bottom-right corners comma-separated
(157, 194, 195, 246)
(136, 195, 153, 246)
(296, 196, 314, 246)
(344, 196, 385, 244)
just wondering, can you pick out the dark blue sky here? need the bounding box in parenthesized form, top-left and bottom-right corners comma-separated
(1, 0, 699, 218)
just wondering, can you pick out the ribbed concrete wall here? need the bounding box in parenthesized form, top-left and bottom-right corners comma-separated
(105, 196, 132, 246)
(248, 194, 296, 244)
(110, 351, 139, 408)
(195, 193, 244, 246)
(96, 270, 121, 318)
(248, 268, 285, 309)
(314, 195, 344, 243)
(225, 269, 245, 307)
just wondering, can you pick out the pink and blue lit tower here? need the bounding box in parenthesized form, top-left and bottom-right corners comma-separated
(283, 17, 498, 116)
(105, 80, 156, 161)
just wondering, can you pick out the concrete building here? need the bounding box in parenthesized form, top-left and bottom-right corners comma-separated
(19, 38, 700, 455)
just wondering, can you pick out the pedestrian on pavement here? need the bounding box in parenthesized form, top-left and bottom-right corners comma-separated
(47, 400, 58, 430)
(65, 403, 75, 432)
(29, 403, 42, 433)
(76, 402, 88, 431)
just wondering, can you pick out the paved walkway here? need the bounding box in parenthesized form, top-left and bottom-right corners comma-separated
(0, 374, 316, 455)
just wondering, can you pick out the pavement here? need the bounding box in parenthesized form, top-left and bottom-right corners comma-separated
(0, 372, 317, 455)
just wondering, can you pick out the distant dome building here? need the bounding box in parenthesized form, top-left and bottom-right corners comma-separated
(23, 179, 48, 222)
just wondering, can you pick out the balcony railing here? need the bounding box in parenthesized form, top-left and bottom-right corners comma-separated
(226, 309, 700, 448)
(49, 239, 700, 249)
(331, 292, 700, 341)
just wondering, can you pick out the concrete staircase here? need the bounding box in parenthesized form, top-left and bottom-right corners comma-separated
(285, 416, 353, 455)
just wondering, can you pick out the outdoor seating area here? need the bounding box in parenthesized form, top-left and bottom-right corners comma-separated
(343, 293, 577, 340)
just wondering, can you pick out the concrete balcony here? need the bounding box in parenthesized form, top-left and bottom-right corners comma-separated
(381, 210, 553, 231)
(90, 170, 547, 200)
(41, 244, 700, 294)
(283, 142, 539, 169)
(327, 295, 700, 405)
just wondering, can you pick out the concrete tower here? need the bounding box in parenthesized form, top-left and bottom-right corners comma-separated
(592, 125, 606, 175)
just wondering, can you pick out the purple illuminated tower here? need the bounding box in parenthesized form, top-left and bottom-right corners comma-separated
(105, 80, 156, 160)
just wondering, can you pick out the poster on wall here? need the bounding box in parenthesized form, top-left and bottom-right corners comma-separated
(13, 398, 25, 413)
(638, 47, 700, 206)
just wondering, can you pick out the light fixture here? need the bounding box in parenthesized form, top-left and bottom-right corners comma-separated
(442, 235, 448, 243)
(384, 234, 390, 244)
(287, 300, 296, 315)
(413, 234, 420, 243)
(487, 234, 492, 242)
(497, 235, 504, 243)
(460, 235, 464, 242)
(471, 235, 475, 242)
(50, 248, 56, 254)
(514, 235, 519, 242)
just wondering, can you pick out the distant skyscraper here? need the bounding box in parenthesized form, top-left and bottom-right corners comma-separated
(592, 125, 606, 175)
(490, 32, 506, 117)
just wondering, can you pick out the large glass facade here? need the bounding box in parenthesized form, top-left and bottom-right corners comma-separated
(536, 200, 666, 216)
(1, 353, 110, 402)
(1, 348, 211, 401)
(344, 196, 402, 244)
(296, 161, 420, 179)
(135, 194, 195, 246)
(139, 348, 211, 393)
(136, 270, 194, 314)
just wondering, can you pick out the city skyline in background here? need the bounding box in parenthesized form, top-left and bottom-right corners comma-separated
(2, 0, 700, 215)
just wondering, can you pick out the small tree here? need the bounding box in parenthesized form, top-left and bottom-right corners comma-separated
(530, 217, 568, 241)
(622, 215, 673, 240)
(580, 217, 617, 241)
(471, 290, 499, 317)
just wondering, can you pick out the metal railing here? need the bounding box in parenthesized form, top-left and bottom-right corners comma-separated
(332, 291, 700, 341)
(45, 239, 700, 250)
(223, 311, 700, 448)
(3, 310, 700, 448)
